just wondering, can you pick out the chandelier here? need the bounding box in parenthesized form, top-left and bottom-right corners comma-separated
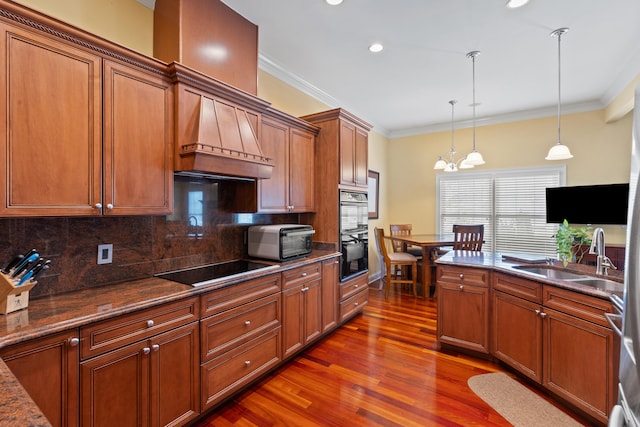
(434, 100, 473, 172)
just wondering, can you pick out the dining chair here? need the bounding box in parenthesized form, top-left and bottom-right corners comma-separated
(452, 224, 484, 251)
(374, 227, 418, 297)
(389, 224, 423, 257)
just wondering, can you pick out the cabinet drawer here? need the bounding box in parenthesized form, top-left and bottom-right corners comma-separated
(493, 272, 542, 303)
(201, 293, 281, 361)
(437, 266, 489, 288)
(80, 297, 199, 360)
(339, 286, 368, 322)
(282, 263, 321, 290)
(201, 329, 281, 409)
(543, 285, 612, 327)
(339, 273, 367, 300)
(201, 273, 281, 318)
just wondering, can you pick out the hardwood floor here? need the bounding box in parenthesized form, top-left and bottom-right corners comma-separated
(192, 286, 595, 426)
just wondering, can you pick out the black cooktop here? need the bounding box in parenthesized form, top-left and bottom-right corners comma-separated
(156, 260, 276, 287)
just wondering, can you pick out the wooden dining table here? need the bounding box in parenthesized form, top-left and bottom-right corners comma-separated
(384, 233, 455, 292)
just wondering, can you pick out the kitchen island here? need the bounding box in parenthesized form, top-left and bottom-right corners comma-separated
(435, 250, 622, 425)
(0, 250, 344, 427)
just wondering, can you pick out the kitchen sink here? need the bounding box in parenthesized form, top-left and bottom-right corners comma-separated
(512, 265, 590, 280)
(569, 277, 624, 293)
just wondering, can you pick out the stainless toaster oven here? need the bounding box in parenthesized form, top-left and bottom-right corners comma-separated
(248, 224, 315, 261)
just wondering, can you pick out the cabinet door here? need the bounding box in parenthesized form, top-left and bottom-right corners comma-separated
(150, 323, 200, 427)
(437, 283, 489, 353)
(103, 60, 173, 215)
(543, 307, 616, 424)
(258, 117, 289, 212)
(492, 291, 542, 383)
(282, 284, 304, 359)
(288, 127, 315, 212)
(303, 276, 322, 344)
(80, 341, 150, 427)
(1, 330, 80, 427)
(0, 23, 102, 216)
(339, 121, 356, 186)
(354, 127, 368, 187)
(321, 258, 340, 333)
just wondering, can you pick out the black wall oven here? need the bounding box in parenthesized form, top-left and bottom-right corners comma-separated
(339, 190, 368, 281)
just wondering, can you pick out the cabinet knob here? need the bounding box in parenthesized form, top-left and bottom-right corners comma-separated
(459, 285, 464, 291)
(301, 286, 309, 292)
(301, 272, 308, 277)
(152, 344, 160, 351)
(334, 260, 340, 264)
(146, 320, 155, 328)
(535, 309, 541, 316)
(69, 337, 80, 347)
(459, 274, 464, 280)
(354, 302, 359, 306)
(143, 347, 151, 355)
(244, 320, 251, 326)
(354, 284, 359, 288)
(106, 203, 114, 210)
(95, 203, 102, 209)
(244, 360, 251, 367)
(539, 311, 547, 319)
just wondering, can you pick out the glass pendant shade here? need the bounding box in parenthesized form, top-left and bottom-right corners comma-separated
(545, 142, 573, 160)
(465, 150, 485, 166)
(434, 157, 447, 170)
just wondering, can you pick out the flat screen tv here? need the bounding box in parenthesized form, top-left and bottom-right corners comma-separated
(545, 183, 629, 225)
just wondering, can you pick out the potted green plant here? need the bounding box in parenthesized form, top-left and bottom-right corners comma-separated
(555, 219, 592, 266)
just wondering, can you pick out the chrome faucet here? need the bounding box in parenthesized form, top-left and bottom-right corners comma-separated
(589, 227, 616, 275)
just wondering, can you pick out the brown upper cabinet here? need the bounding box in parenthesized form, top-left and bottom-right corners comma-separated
(259, 111, 318, 213)
(301, 108, 371, 191)
(0, 14, 173, 217)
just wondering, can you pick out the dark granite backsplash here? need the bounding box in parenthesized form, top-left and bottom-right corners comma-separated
(0, 212, 299, 299)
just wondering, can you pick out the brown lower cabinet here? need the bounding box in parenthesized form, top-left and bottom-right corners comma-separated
(490, 272, 618, 425)
(0, 329, 80, 427)
(2, 255, 346, 426)
(282, 263, 323, 359)
(436, 265, 490, 354)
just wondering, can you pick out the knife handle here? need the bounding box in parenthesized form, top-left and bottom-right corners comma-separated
(17, 270, 34, 287)
(11, 253, 39, 278)
(30, 264, 49, 283)
(1, 254, 24, 274)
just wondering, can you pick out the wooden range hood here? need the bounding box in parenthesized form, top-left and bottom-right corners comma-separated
(155, 0, 274, 180)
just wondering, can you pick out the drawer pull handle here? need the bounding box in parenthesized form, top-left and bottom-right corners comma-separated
(539, 311, 547, 319)
(152, 344, 160, 351)
(143, 347, 151, 355)
(354, 302, 359, 306)
(301, 272, 308, 277)
(244, 320, 251, 326)
(69, 337, 79, 347)
(244, 360, 251, 367)
(535, 309, 541, 316)
(354, 284, 359, 288)
(301, 287, 309, 292)
(146, 320, 155, 328)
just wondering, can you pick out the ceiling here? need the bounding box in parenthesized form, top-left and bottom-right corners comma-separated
(143, 1, 640, 138)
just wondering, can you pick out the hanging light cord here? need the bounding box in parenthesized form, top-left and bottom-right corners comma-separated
(449, 100, 456, 160)
(469, 51, 479, 150)
(552, 28, 568, 145)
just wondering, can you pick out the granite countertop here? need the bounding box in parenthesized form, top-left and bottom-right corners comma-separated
(0, 250, 340, 426)
(435, 250, 624, 300)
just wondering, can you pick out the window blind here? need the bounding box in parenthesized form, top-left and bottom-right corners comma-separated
(437, 166, 565, 257)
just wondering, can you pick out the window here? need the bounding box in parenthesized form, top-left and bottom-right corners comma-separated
(436, 166, 565, 257)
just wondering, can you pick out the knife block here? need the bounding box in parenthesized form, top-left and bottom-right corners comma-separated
(0, 271, 37, 314)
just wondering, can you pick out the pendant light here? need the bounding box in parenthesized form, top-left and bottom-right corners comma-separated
(546, 28, 573, 161)
(464, 51, 485, 166)
(434, 100, 473, 172)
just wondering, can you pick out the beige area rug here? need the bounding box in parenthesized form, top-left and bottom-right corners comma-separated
(468, 372, 585, 427)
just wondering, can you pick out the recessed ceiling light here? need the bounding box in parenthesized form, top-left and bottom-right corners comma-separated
(326, 0, 343, 5)
(506, 0, 530, 8)
(369, 43, 383, 53)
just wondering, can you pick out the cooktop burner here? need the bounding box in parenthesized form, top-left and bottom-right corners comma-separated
(156, 260, 277, 287)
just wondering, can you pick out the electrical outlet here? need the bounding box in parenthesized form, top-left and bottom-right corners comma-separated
(97, 244, 113, 265)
